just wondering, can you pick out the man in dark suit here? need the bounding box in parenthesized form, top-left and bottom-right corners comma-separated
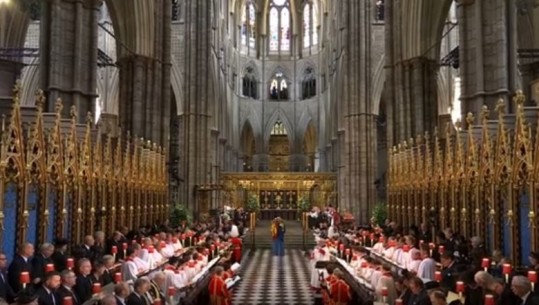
(73, 259, 93, 303)
(440, 252, 463, 291)
(35, 272, 61, 305)
(511, 275, 539, 305)
(31, 243, 55, 286)
(8, 242, 35, 293)
(106, 232, 125, 262)
(113, 282, 130, 305)
(147, 273, 166, 303)
(50, 239, 69, 273)
(126, 278, 151, 305)
(407, 276, 432, 305)
(56, 270, 80, 305)
(0, 251, 16, 302)
(72, 236, 96, 262)
(489, 278, 520, 305)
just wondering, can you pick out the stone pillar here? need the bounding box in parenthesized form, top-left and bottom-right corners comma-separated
(252, 154, 270, 172)
(317, 150, 327, 172)
(337, 0, 377, 223)
(458, 0, 518, 117)
(0, 3, 29, 104)
(40, 0, 101, 119)
(288, 153, 307, 172)
(177, 0, 216, 210)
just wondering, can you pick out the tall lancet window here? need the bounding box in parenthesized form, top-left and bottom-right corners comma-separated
(303, 2, 319, 48)
(241, 1, 256, 48)
(269, 0, 291, 53)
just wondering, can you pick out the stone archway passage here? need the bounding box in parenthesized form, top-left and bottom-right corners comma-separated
(232, 249, 313, 305)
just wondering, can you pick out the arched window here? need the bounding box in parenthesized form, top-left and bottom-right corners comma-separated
(268, 0, 291, 53)
(303, 2, 319, 48)
(241, 1, 256, 48)
(242, 66, 258, 99)
(269, 72, 289, 100)
(375, 0, 385, 21)
(302, 67, 316, 99)
(271, 119, 287, 135)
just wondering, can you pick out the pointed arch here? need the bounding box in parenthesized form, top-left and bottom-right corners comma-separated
(372, 55, 385, 115)
(171, 57, 185, 115)
(264, 109, 294, 149)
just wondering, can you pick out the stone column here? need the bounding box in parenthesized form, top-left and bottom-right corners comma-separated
(0, 3, 29, 104)
(288, 153, 307, 172)
(40, 0, 101, 119)
(252, 154, 270, 172)
(458, 0, 518, 116)
(337, 0, 377, 223)
(177, 0, 216, 210)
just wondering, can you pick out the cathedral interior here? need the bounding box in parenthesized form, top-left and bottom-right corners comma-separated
(1, 0, 539, 304)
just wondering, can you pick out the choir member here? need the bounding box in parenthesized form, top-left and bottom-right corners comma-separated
(330, 269, 351, 305)
(208, 266, 230, 305)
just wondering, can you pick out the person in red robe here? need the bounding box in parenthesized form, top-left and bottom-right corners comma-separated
(330, 269, 351, 305)
(230, 235, 242, 263)
(208, 266, 231, 305)
(322, 264, 337, 305)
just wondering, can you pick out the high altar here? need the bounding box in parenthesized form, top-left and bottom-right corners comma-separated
(219, 172, 337, 220)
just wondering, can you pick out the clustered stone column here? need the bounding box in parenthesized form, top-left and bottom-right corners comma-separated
(0, 3, 30, 106)
(337, 0, 378, 223)
(457, 0, 518, 117)
(40, 0, 101, 119)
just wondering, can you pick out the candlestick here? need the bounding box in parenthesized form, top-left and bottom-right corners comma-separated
(434, 271, 442, 282)
(20, 271, 30, 289)
(67, 258, 74, 270)
(153, 299, 161, 305)
(529, 271, 537, 291)
(484, 294, 494, 305)
(115, 272, 122, 283)
(395, 299, 403, 305)
(92, 283, 101, 294)
(502, 264, 512, 283)
(45, 264, 55, 272)
(482, 258, 490, 272)
(63, 296, 73, 305)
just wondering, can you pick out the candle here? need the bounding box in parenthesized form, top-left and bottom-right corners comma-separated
(153, 299, 162, 305)
(482, 258, 490, 271)
(395, 299, 403, 305)
(434, 271, 442, 282)
(115, 272, 122, 283)
(67, 258, 74, 270)
(456, 281, 465, 293)
(484, 294, 494, 305)
(503, 263, 512, 283)
(381, 286, 388, 296)
(419, 240, 424, 246)
(339, 244, 345, 251)
(132, 240, 137, 245)
(19, 272, 30, 284)
(168, 286, 176, 296)
(181, 234, 186, 240)
(45, 264, 55, 272)
(63, 296, 73, 305)
(529, 271, 537, 290)
(122, 243, 128, 250)
(112, 246, 118, 254)
(345, 249, 350, 255)
(92, 283, 101, 294)
(438, 245, 445, 254)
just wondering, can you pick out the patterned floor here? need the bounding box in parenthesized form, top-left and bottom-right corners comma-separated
(232, 249, 314, 305)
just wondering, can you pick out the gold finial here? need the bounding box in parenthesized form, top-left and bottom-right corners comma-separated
(70, 105, 77, 121)
(403, 140, 408, 149)
(454, 119, 462, 130)
(424, 131, 430, 142)
(513, 90, 526, 107)
(35, 89, 46, 112)
(409, 138, 415, 147)
(55, 98, 63, 114)
(86, 112, 93, 125)
(495, 98, 506, 117)
(416, 134, 423, 145)
(466, 112, 474, 127)
(12, 80, 22, 105)
(480, 105, 489, 124)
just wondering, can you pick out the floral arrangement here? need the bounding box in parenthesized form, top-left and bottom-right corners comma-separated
(246, 194, 260, 213)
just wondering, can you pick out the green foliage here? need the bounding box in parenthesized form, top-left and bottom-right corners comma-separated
(298, 196, 311, 212)
(372, 202, 388, 226)
(245, 194, 259, 213)
(169, 204, 192, 227)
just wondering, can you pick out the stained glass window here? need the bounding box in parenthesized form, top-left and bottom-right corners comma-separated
(241, 2, 256, 48)
(303, 4, 311, 47)
(269, 0, 291, 53)
(269, 7, 279, 51)
(280, 8, 290, 51)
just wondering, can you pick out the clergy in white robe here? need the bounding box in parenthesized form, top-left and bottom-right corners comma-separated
(407, 250, 422, 273)
(310, 240, 330, 289)
(416, 246, 437, 281)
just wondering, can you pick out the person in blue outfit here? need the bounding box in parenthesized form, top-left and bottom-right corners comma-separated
(271, 217, 285, 256)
